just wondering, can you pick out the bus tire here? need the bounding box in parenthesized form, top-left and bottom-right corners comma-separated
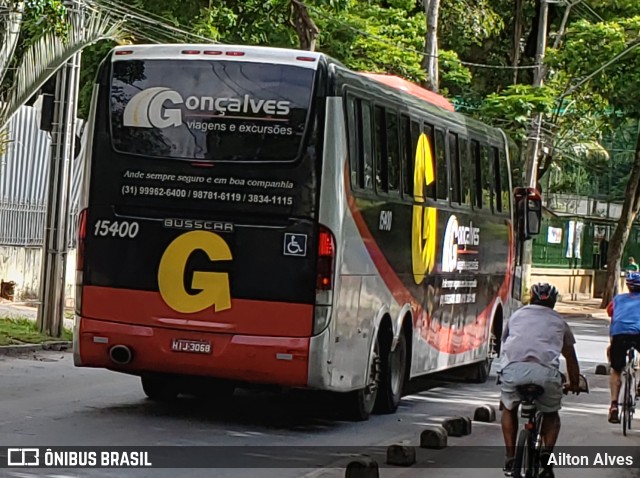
(141, 375, 179, 402)
(195, 379, 236, 402)
(469, 357, 491, 384)
(342, 337, 381, 421)
(374, 331, 407, 414)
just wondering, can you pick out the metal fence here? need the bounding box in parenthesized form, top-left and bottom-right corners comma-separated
(0, 105, 84, 247)
(533, 214, 640, 270)
(532, 216, 595, 269)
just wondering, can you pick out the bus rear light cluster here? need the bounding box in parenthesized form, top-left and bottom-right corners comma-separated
(314, 225, 335, 335)
(77, 208, 88, 271)
(316, 226, 335, 291)
(75, 208, 88, 315)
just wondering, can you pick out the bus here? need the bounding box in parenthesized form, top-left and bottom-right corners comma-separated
(73, 44, 541, 420)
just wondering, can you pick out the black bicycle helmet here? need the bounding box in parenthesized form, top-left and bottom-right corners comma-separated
(530, 283, 559, 308)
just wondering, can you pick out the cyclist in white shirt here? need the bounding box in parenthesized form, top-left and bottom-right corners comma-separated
(498, 283, 581, 478)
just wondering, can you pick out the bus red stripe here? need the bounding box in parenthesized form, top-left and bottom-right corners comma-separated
(82, 286, 313, 337)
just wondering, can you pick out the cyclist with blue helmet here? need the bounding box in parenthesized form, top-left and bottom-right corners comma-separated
(607, 271, 640, 423)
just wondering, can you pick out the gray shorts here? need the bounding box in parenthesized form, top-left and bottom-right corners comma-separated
(499, 362, 563, 413)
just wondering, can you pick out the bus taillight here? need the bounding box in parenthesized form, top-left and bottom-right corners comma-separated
(316, 226, 335, 291)
(77, 208, 88, 271)
(314, 226, 335, 335)
(76, 208, 88, 315)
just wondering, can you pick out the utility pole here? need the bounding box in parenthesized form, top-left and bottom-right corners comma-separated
(520, 0, 549, 301)
(37, 0, 83, 336)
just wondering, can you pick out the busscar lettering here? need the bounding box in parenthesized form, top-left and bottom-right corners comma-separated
(163, 218, 233, 233)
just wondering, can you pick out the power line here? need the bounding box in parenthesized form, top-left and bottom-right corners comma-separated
(87, 0, 218, 44)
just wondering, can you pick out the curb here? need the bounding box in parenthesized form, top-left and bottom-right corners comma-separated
(0, 341, 72, 356)
(558, 311, 609, 322)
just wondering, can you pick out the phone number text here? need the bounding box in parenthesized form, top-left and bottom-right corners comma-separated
(121, 185, 293, 206)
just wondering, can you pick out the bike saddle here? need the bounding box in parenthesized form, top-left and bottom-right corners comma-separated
(516, 383, 545, 400)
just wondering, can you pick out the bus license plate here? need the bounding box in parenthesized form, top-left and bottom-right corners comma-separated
(171, 339, 212, 354)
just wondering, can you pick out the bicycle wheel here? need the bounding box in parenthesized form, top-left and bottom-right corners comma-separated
(514, 428, 535, 478)
(627, 372, 634, 431)
(623, 371, 631, 436)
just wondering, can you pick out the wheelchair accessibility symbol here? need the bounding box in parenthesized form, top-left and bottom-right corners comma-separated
(283, 233, 307, 257)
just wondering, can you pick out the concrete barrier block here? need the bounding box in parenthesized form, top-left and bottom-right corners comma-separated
(473, 405, 496, 423)
(420, 425, 448, 449)
(386, 444, 416, 467)
(345, 458, 379, 478)
(462, 416, 472, 434)
(442, 416, 471, 437)
(595, 363, 610, 375)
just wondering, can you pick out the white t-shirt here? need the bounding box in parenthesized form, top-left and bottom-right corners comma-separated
(500, 304, 576, 370)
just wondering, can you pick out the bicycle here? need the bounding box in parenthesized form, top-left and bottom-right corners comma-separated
(512, 374, 589, 478)
(620, 347, 640, 436)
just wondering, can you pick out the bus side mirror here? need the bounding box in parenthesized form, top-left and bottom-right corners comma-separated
(515, 187, 542, 241)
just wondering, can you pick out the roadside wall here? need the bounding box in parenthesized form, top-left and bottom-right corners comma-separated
(0, 246, 76, 306)
(533, 267, 626, 300)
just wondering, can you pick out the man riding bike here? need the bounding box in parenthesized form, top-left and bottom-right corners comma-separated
(606, 271, 640, 423)
(498, 283, 581, 478)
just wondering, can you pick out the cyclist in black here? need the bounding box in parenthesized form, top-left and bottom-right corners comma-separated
(498, 283, 581, 478)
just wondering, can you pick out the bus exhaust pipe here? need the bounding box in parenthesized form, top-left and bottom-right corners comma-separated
(109, 345, 133, 365)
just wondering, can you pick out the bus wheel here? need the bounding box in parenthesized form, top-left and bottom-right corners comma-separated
(343, 338, 380, 421)
(141, 375, 179, 402)
(469, 357, 491, 384)
(374, 331, 407, 414)
(195, 379, 236, 402)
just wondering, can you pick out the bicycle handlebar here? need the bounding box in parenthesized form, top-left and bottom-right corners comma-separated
(562, 373, 589, 395)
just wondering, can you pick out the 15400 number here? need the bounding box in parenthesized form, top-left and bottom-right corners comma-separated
(94, 220, 140, 238)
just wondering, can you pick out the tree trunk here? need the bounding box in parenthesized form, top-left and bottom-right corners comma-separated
(512, 0, 523, 84)
(290, 0, 319, 51)
(422, 0, 440, 92)
(600, 131, 640, 307)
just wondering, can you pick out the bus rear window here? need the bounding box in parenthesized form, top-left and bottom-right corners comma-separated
(110, 59, 315, 162)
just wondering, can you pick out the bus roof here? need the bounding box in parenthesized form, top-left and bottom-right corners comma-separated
(360, 73, 455, 112)
(111, 44, 322, 70)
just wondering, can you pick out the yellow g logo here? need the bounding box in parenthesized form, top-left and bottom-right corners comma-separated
(158, 231, 232, 313)
(412, 133, 437, 284)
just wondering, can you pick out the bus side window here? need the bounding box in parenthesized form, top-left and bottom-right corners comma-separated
(424, 123, 436, 200)
(493, 147, 503, 212)
(480, 145, 493, 210)
(360, 100, 374, 190)
(499, 149, 511, 213)
(448, 132, 461, 204)
(471, 140, 481, 208)
(374, 105, 387, 193)
(460, 137, 471, 206)
(401, 115, 413, 198)
(346, 95, 359, 188)
(435, 128, 448, 201)
(386, 111, 400, 195)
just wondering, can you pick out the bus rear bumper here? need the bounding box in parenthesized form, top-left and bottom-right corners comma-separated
(75, 317, 310, 387)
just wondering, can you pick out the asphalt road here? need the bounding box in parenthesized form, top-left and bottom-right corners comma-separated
(1, 316, 639, 478)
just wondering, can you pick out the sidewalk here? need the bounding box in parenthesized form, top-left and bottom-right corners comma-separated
(555, 298, 610, 321)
